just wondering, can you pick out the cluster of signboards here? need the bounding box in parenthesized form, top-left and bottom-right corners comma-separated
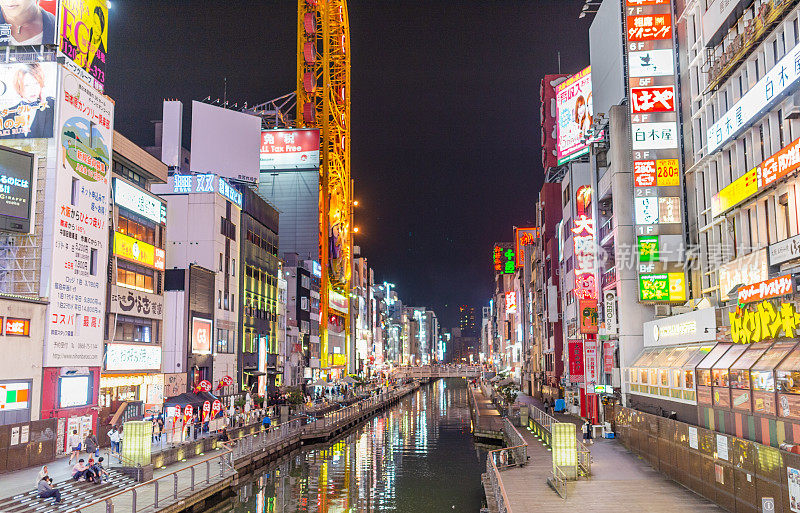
(625, 0, 687, 303)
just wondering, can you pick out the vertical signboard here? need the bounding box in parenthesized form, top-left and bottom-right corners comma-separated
(44, 66, 113, 367)
(573, 185, 598, 334)
(514, 227, 539, 268)
(59, 0, 108, 92)
(584, 340, 598, 388)
(625, 0, 687, 302)
(568, 340, 585, 383)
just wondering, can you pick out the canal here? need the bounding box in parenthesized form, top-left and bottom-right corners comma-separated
(223, 378, 487, 512)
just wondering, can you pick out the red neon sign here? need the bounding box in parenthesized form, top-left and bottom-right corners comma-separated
(631, 86, 675, 113)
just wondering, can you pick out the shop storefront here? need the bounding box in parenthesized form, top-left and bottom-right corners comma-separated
(40, 367, 100, 455)
(627, 307, 718, 422)
(99, 373, 164, 417)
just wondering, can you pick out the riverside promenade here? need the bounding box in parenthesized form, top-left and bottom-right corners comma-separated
(0, 382, 421, 513)
(475, 389, 723, 512)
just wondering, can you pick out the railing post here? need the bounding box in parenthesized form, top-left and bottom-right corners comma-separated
(154, 479, 159, 508)
(132, 489, 137, 512)
(206, 460, 211, 484)
(173, 473, 178, 499)
(191, 466, 196, 491)
(105, 498, 113, 513)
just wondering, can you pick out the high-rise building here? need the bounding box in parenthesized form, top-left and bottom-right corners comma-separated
(458, 305, 477, 336)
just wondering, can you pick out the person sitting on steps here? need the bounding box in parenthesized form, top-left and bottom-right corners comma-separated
(37, 476, 61, 504)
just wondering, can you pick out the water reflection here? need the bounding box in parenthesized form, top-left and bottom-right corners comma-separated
(228, 378, 486, 512)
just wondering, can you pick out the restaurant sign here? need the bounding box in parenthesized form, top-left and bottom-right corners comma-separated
(729, 300, 800, 344)
(737, 275, 794, 304)
(770, 234, 800, 266)
(109, 285, 164, 320)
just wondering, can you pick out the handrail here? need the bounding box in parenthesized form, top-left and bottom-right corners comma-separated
(551, 464, 568, 499)
(502, 418, 528, 464)
(69, 443, 234, 513)
(486, 448, 514, 513)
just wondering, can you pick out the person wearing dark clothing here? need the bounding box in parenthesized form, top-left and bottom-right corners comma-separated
(38, 477, 61, 503)
(0, 1, 56, 46)
(90, 457, 108, 483)
(217, 428, 230, 443)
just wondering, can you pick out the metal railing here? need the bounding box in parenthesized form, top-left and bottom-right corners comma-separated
(550, 464, 568, 499)
(69, 446, 235, 513)
(305, 385, 413, 435)
(527, 405, 591, 477)
(502, 418, 528, 464)
(226, 419, 303, 461)
(486, 449, 513, 513)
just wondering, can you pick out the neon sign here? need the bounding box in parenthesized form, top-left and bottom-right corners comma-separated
(572, 186, 596, 301)
(505, 291, 518, 314)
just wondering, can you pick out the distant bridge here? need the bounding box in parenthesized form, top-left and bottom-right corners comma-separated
(391, 365, 483, 379)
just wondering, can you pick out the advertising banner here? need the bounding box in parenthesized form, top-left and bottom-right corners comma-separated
(0, 145, 34, 233)
(164, 373, 187, 398)
(113, 178, 165, 225)
(579, 299, 598, 334)
(44, 66, 113, 367)
(113, 231, 165, 270)
(568, 340, 584, 383)
(737, 275, 794, 304)
(190, 101, 261, 183)
(0, 62, 57, 140)
(191, 317, 213, 355)
(109, 285, 164, 320)
(718, 248, 768, 301)
(584, 340, 598, 388)
(603, 341, 615, 374)
(59, 0, 108, 92)
(603, 290, 617, 334)
(514, 227, 538, 268)
(556, 66, 599, 164)
(540, 74, 569, 170)
(0, 1, 57, 45)
(105, 343, 161, 371)
(260, 129, 320, 170)
(505, 291, 517, 314)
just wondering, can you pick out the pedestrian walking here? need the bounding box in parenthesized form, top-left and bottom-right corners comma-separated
(67, 429, 82, 465)
(84, 429, 99, 458)
(582, 419, 593, 445)
(108, 426, 121, 456)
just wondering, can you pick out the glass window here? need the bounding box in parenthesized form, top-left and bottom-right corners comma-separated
(660, 369, 669, 386)
(684, 370, 694, 389)
(698, 369, 712, 387)
(776, 347, 800, 394)
(640, 369, 648, 384)
(751, 370, 775, 391)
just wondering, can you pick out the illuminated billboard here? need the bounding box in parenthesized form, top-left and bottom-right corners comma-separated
(0, 1, 57, 46)
(191, 317, 213, 355)
(556, 66, 600, 164)
(0, 145, 34, 233)
(0, 62, 57, 140)
(514, 227, 539, 268)
(44, 66, 113, 367)
(505, 291, 517, 314)
(113, 232, 166, 271)
(492, 244, 515, 274)
(260, 129, 320, 170)
(113, 178, 165, 225)
(540, 75, 569, 170)
(59, 0, 108, 92)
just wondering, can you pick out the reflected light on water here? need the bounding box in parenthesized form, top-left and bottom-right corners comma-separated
(231, 378, 486, 512)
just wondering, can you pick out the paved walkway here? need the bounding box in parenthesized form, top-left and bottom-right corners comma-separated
(491, 392, 723, 512)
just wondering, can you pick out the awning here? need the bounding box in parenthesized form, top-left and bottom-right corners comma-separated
(311, 379, 329, 387)
(712, 344, 748, 371)
(163, 391, 219, 410)
(341, 376, 356, 385)
(696, 344, 732, 370)
(752, 340, 798, 371)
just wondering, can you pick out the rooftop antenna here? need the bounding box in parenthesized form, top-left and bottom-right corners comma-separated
(223, 77, 227, 107)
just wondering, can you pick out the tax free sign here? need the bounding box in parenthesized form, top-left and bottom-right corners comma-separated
(707, 40, 800, 154)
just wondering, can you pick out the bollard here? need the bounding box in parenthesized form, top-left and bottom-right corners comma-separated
(191, 467, 195, 491)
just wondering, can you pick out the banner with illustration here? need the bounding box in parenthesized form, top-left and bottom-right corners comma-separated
(43, 66, 113, 367)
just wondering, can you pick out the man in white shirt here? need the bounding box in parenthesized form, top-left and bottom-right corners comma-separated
(67, 430, 81, 466)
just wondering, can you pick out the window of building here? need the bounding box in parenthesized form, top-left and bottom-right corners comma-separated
(216, 328, 234, 354)
(90, 248, 98, 276)
(301, 275, 310, 289)
(113, 315, 156, 343)
(117, 261, 154, 293)
(117, 215, 155, 245)
(113, 161, 147, 189)
(230, 293, 234, 312)
(219, 254, 223, 272)
(232, 258, 236, 276)
(301, 296, 309, 311)
(779, 109, 786, 148)
(218, 290, 223, 309)
(780, 192, 793, 239)
(224, 293, 229, 310)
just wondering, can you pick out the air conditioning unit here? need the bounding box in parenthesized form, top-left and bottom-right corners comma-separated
(786, 91, 800, 119)
(654, 305, 671, 317)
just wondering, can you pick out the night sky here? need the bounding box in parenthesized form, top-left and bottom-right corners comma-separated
(106, 0, 591, 327)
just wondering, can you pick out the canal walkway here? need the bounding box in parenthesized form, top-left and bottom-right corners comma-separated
(475, 389, 723, 512)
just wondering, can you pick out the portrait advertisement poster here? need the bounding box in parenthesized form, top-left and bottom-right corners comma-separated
(555, 66, 600, 164)
(788, 466, 800, 512)
(0, 62, 57, 140)
(59, 0, 108, 91)
(0, 1, 58, 46)
(43, 66, 113, 367)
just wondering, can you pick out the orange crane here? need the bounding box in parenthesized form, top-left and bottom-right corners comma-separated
(297, 0, 352, 375)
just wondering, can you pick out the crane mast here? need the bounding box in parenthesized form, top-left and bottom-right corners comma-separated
(298, 0, 352, 374)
